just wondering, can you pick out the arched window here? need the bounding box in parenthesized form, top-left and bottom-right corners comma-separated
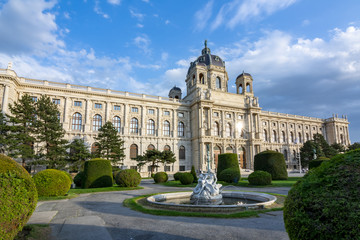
(130, 118, 138, 134)
(113, 116, 121, 133)
(306, 133, 309, 142)
(246, 83, 250, 92)
(164, 145, 171, 151)
(72, 112, 82, 131)
(130, 144, 138, 159)
(238, 84, 243, 94)
(272, 130, 277, 142)
(226, 146, 233, 153)
(178, 121, 184, 137)
(283, 149, 288, 161)
(282, 131, 286, 143)
(148, 144, 155, 150)
(91, 142, 99, 154)
(93, 114, 102, 131)
(340, 134, 344, 144)
(179, 146, 185, 160)
(192, 74, 195, 85)
(263, 129, 268, 142)
(290, 132, 294, 143)
(199, 73, 204, 84)
(214, 121, 220, 136)
(298, 132, 302, 143)
(293, 150, 297, 160)
(147, 119, 155, 135)
(216, 77, 221, 89)
(226, 123, 232, 137)
(163, 120, 170, 136)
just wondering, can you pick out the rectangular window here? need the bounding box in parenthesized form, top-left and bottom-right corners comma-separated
(52, 99, 60, 105)
(226, 113, 231, 118)
(164, 166, 170, 172)
(131, 107, 138, 113)
(95, 103, 102, 109)
(179, 166, 185, 171)
(74, 101, 82, 107)
(213, 112, 219, 117)
(238, 115, 243, 119)
(31, 96, 37, 102)
(130, 166, 137, 171)
(148, 109, 155, 115)
(178, 112, 184, 117)
(114, 105, 121, 111)
(164, 111, 170, 116)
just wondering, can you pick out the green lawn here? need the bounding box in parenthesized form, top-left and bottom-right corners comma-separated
(38, 185, 143, 201)
(161, 177, 302, 188)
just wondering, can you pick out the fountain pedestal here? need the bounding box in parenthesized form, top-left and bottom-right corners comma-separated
(190, 171, 223, 205)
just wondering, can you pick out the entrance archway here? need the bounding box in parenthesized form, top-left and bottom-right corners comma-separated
(213, 145, 221, 167)
(238, 147, 246, 169)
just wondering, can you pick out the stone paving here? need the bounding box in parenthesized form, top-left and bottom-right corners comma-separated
(29, 179, 291, 240)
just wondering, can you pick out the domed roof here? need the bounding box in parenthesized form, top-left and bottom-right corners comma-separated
(236, 72, 252, 79)
(170, 86, 181, 92)
(187, 40, 225, 75)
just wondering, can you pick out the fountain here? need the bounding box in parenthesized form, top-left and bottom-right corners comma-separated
(146, 146, 277, 212)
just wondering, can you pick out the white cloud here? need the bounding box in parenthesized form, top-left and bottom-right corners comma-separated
(130, 9, 145, 21)
(94, 1, 109, 19)
(142, 0, 150, 3)
(161, 52, 169, 61)
(209, 0, 297, 30)
(137, 23, 144, 28)
(165, 20, 170, 25)
(0, 0, 64, 55)
(194, 0, 213, 31)
(133, 35, 151, 55)
(107, 0, 121, 5)
(64, 12, 70, 19)
(302, 19, 310, 26)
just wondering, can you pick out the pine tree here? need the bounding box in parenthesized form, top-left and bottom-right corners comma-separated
(94, 121, 125, 166)
(67, 138, 91, 172)
(34, 95, 68, 169)
(135, 149, 176, 174)
(0, 112, 9, 153)
(6, 94, 37, 167)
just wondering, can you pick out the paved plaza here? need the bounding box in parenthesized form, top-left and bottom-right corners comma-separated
(29, 179, 291, 240)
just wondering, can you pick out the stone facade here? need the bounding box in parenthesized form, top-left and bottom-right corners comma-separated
(0, 43, 350, 174)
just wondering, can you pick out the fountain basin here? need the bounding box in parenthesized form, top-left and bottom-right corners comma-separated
(146, 191, 277, 213)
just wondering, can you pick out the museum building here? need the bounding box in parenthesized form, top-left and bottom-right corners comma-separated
(0, 42, 350, 174)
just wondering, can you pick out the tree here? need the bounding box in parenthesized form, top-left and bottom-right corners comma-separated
(6, 94, 37, 167)
(300, 133, 338, 167)
(331, 143, 346, 153)
(67, 138, 91, 172)
(34, 95, 68, 169)
(94, 121, 125, 166)
(348, 142, 360, 151)
(135, 149, 176, 174)
(0, 112, 9, 153)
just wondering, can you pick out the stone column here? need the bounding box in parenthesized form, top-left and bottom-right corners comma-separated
(63, 97, 69, 130)
(1, 84, 9, 113)
(105, 101, 110, 122)
(123, 104, 128, 134)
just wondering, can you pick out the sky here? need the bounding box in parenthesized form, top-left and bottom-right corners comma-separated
(0, 0, 359, 143)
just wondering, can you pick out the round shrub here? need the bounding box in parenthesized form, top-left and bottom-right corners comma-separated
(191, 165, 198, 183)
(254, 150, 288, 180)
(115, 169, 141, 187)
(74, 171, 85, 187)
(218, 167, 241, 183)
(179, 172, 194, 185)
(284, 149, 360, 239)
(151, 173, 155, 178)
(248, 171, 272, 186)
(62, 171, 73, 183)
(217, 153, 240, 179)
(0, 154, 38, 240)
(309, 157, 330, 169)
(33, 169, 71, 197)
(154, 172, 168, 183)
(174, 172, 183, 181)
(83, 158, 113, 188)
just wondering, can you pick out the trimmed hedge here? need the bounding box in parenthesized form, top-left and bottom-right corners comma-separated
(74, 171, 85, 187)
(254, 150, 288, 180)
(173, 172, 183, 181)
(218, 167, 240, 183)
(309, 157, 330, 169)
(154, 172, 168, 183)
(248, 171, 272, 186)
(63, 171, 73, 183)
(190, 165, 198, 183)
(83, 158, 113, 188)
(179, 172, 194, 185)
(217, 153, 240, 179)
(284, 149, 360, 239)
(33, 169, 72, 197)
(115, 169, 141, 187)
(0, 154, 38, 240)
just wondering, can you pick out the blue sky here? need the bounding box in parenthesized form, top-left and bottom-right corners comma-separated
(0, 0, 359, 143)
